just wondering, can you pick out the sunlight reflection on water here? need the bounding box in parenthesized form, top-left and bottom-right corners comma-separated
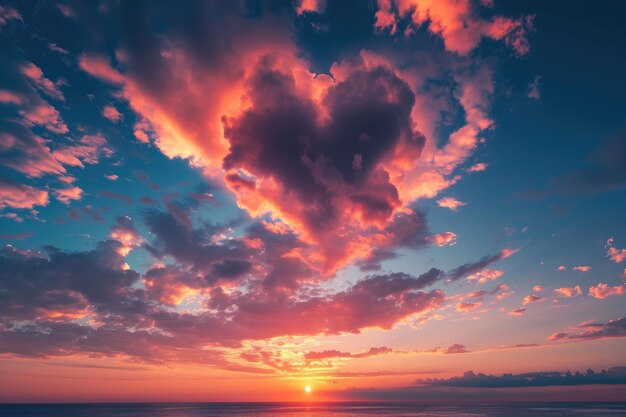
(1, 403, 626, 417)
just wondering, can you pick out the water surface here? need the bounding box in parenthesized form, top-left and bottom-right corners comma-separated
(1, 402, 626, 417)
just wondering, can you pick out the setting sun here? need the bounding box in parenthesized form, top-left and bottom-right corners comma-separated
(304, 386, 312, 393)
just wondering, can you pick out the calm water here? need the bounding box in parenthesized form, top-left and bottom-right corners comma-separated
(1, 403, 626, 417)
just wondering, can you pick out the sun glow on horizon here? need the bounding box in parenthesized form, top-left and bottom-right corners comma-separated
(304, 385, 312, 393)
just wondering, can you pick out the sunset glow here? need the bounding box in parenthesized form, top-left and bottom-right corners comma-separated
(0, 0, 625, 406)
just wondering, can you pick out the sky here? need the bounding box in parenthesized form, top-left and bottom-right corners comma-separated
(0, 0, 625, 403)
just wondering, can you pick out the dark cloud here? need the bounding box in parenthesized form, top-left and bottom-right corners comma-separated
(442, 343, 469, 354)
(0, 238, 139, 322)
(422, 367, 626, 388)
(222, 55, 422, 234)
(143, 208, 253, 279)
(352, 269, 442, 296)
(212, 259, 252, 279)
(446, 250, 512, 282)
(355, 209, 430, 271)
(549, 317, 626, 341)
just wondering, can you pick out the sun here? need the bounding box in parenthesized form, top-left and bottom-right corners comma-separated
(304, 385, 312, 393)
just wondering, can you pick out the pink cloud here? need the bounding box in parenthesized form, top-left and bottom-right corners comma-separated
(19, 99, 68, 134)
(606, 238, 626, 263)
(78, 53, 124, 85)
(466, 268, 504, 284)
(0, 89, 23, 105)
(532, 285, 543, 293)
(52, 134, 113, 167)
(0, 130, 67, 178)
(427, 231, 457, 247)
(295, 0, 326, 15)
(456, 301, 480, 312)
(304, 346, 392, 360)
(436, 196, 466, 211)
(467, 162, 488, 172)
(509, 308, 526, 316)
(573, 265, 591, 272)
(21, 62, 65, 101)
(133, 120, 152, 143)
(54, 186, 83, 205)
(557, 265, 566, 271)
(522, 294, 543, 306)
(422, 343, 470, 355)
(554, 285, 582, 298)
(588, 283, 625, 299)
(0, 5, 21, 27)
(0, 178, 49, 210)
(102, 105, 123, 123)
(374, 0, 533, 56)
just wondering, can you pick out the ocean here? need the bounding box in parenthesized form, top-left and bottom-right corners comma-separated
(1, 403, 626, 417)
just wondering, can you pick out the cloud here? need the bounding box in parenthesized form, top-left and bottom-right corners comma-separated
(1, 203, 505, 362)
(549, 317, 626, 341)
(0, 58, 114, 215)
(0, 5, 21, 27)
(102, 105, 123, 123)
(374, 0, 533, 55)
(572, 265, 591, 272)
(0, 58, 68, 135)
(606, 237, 626, 263)
(304, 346, 392, 360)
(52, 134, 114, 168)
(21, 63, 65, 101)
(0, 241, 447, 358)
(71, 1, 523, 281)
(527, 75, 540, 100)
(509, 308, 526, 316)
(0, 1, 538, 370)
(446, 249, 515, 282)
(54, 186, 83, 205)
(466, 268, 503, 284)
(304, 342, 468, 361)
(295, 0, 326, 15)
(436, 196, 466, 211)
(422, 367, 626, 388)
(427, 231, 457, 246)
(351, 269, 443, 297)
(142, 208, 255, 282)
(441, 343, 468, 354)
(467, 162, 488, 172)
(0, 175, 49, 210)
(554, 285, 582, 298)
(522, 294, 543, 306)
(456, 301, 480, 312)
(588, 283, 625, 299)
(0, 239, 139, 322)
(78, 53, 124, 85)
(0, 122, 67, 178)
